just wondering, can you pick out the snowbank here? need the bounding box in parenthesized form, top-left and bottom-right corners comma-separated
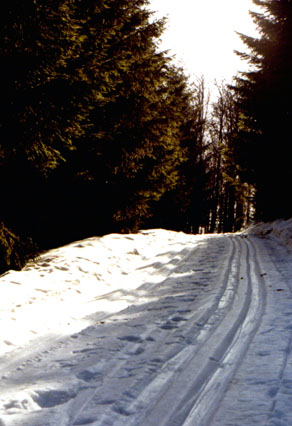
(0, 229, 202, 356)
(1, 224, 292, 425)
(243, 218, 292, 248)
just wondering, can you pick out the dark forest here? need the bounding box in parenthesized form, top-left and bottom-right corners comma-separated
(0, 0, 291, 273)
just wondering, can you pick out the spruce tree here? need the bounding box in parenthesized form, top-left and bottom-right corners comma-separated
(0, 1, 91, 267)
(60, 0, 200, 235)
(149, 76, 209, 233)
(0, 1, 90, 241)
(234, 0, 292, 220)
(0, 0, 207, 271)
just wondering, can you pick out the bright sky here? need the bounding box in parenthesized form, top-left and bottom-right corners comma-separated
(149, 0, 260, 89)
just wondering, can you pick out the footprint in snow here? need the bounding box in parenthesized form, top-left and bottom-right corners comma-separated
(32, 388, 77, 408)
(55, 266, 69, 271)
(118, 335, 143, 343)
(160, 323, 178, 330)
(76, 370, 103, 383)
(171, 316, 187, 322)
(73, 416, 98, 425)
(131, 347, 145, 355)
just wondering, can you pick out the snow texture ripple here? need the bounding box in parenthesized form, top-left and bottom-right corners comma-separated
(0, 223, 292, 425)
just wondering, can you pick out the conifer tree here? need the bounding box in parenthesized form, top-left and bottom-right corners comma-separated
(58, 0, 201, 235)
(234, 0, 292, 220)
(149, 76, 209, 233)
(0, 1, 90, 240)
(0, 0, 207, 271)
(0, 1, 91, 267)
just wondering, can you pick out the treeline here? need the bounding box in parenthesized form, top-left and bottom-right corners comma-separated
(0, 0, 290, 273)
(203, 0, 292, 232)
(0, 0, 209, 272)
(233, 0, 292, 221)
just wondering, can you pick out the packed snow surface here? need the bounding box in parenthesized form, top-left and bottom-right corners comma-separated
(1, 220, 292, 425)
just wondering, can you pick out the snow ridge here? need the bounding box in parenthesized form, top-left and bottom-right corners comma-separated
(0, 226, 292, 425)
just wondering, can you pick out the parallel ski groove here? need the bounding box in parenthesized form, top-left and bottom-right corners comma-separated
(68, 237, 236, 426)
(0, 234, 271, 426)
(72, 237, 242, 426)
(132, 237, 253, 426)
(181, 236, 267, 426)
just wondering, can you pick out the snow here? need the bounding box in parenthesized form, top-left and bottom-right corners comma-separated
(1, 221, 292, 425)
(244, 217, 292, 248)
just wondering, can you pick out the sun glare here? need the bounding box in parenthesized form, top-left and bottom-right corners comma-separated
(149, 0, 260, 86)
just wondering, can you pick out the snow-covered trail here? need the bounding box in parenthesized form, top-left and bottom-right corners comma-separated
(0, 227, 292, 425)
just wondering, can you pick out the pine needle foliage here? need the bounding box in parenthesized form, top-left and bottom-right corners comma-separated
(234, 0, 292, 220)
(0, 0, 206, 270)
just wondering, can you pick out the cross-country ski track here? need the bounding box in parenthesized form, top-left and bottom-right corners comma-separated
(1, 222, 292, 425)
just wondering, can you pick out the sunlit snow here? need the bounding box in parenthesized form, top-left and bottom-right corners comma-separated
(1, 220, 292, 425)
